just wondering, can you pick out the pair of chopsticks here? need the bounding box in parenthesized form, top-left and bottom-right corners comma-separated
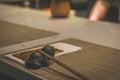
(38, 50, 89, 80)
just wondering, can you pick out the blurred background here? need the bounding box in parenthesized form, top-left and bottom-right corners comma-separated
(0, 0, 119, 23)
(0, 0, 98, 18)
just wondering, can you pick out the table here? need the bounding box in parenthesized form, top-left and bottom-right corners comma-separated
(0, 4, 120, 80)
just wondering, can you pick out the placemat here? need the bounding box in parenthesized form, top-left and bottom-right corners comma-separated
(0, 21, 57, 48)
(1, 38, 120, 80)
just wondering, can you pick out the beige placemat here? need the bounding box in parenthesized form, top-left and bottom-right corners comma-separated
(0, 21, 58, 48)
(1, 38, 120, 80)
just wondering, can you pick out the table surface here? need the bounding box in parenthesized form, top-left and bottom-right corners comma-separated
(1, 38, 120, 80)
(0, 4, 120, 80)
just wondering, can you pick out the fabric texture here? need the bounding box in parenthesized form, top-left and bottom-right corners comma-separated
(0, 21, 57, 48)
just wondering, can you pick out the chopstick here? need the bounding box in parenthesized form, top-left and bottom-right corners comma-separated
(37, 50, 89, 80)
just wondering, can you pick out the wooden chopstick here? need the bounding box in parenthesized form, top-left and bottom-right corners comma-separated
(37, 50, 89, 80)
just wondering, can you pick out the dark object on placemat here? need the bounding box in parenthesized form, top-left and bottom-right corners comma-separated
(41, 45, 55, 57)
(0, 21, 57, 48)
(25, 45, 55, 69)
(25, 52, 47, 69)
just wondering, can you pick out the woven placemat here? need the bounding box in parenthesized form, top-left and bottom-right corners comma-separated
(0, 21, 57, 48)
(1, 38, 120, 80)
